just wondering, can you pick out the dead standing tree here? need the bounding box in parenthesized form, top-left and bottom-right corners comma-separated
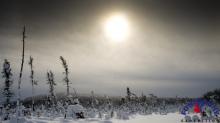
(29, 56, 37, 112)
(17, 26, 26, 121)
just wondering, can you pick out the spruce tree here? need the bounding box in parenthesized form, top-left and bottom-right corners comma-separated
(60, 56, 71, 96)
(46, 71, 56, 108)
(126, 87, 131, 101)
(2, 59, 13, 120)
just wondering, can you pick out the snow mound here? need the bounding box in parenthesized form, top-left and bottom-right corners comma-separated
(67, 104, 85, 113)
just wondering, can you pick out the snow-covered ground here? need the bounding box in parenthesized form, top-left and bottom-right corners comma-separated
(3, 113, 183, 123)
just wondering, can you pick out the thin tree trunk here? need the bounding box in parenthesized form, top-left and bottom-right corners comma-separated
(17, 26, 26, 123)
(32, 84, 34, 111)
(67, 73, 69, 96)
(29, 56, 35, 112)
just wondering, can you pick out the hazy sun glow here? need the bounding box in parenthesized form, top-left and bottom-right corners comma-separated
(104, 14, 129, 42)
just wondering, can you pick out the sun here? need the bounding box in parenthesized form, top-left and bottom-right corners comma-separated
(104, 14, 129, 42)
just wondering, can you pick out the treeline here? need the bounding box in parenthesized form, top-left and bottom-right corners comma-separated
(20, 90, 191, 110)
(203, 89, 220, 103)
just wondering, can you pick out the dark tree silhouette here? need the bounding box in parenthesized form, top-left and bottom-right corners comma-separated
(60, 56, 71, 96)
(2, 59, 13, 120)
(17, 26, 26, 120)
(126, 87, 137, 101)
(203, 89, 220, 103)
(126, 87, 131, 101)
(2, 59, 13, 105)
(46, 70, 56, 107)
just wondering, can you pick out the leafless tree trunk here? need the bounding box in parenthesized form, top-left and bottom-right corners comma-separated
(29, 56, 37, 112)
(17, 26, 26, 122)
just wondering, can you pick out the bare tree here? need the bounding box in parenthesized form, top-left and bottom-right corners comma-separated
(28, 56, 37, 112)
(60, 56, 71, 96)
(2, 59, 13, 120)
(17, 26, 26, 121)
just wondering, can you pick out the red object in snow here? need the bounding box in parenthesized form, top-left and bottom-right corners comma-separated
(194, 103, 201, 113)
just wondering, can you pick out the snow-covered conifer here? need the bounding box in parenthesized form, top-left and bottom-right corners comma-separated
(46, 71, 56, 108)
(1, 59, 13, 120)
(60, 56, 71, 96)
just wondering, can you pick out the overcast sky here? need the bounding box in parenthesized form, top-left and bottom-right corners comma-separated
(0, 0, 220, 98)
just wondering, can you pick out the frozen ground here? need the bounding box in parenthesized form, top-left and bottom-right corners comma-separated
(2, 113, 183, 123)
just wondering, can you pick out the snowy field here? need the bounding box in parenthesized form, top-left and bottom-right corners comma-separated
(2, 113, 183, 123)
